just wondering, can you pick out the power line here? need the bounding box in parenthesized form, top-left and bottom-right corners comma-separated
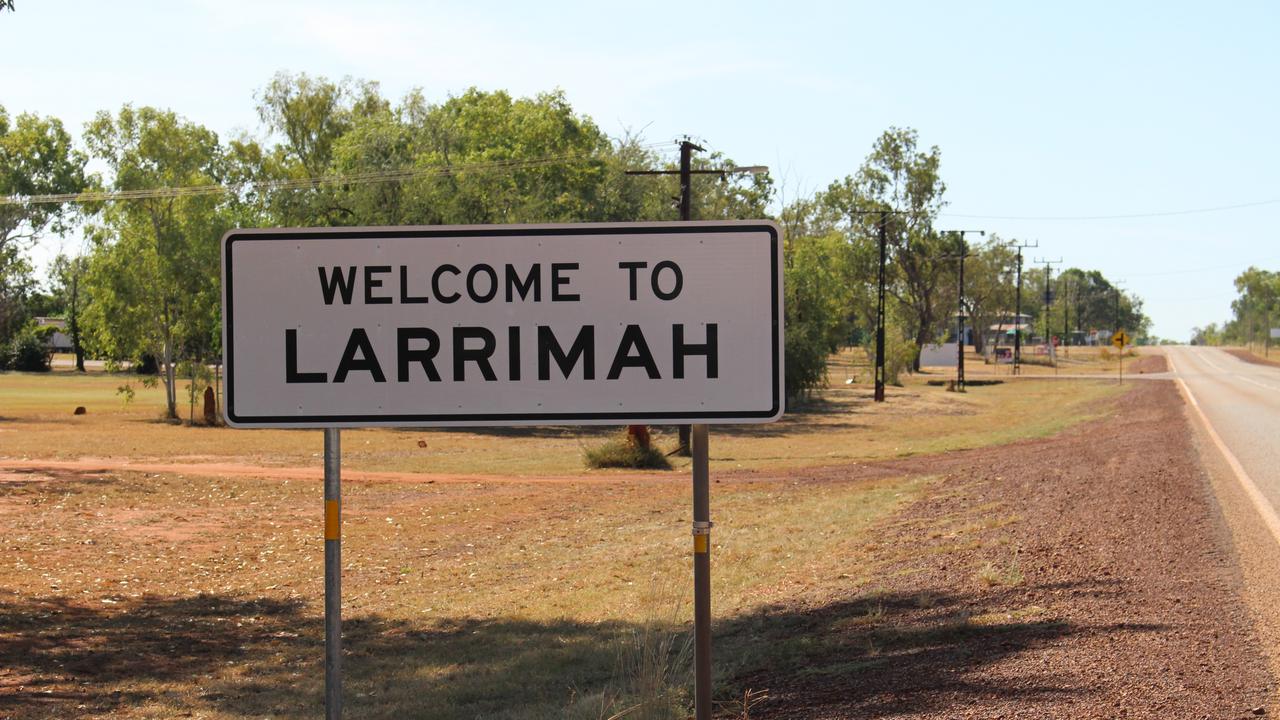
(1125, 259, 1279, 277)
(0, 141, 679, 207)
(940, 197, 1280, 221)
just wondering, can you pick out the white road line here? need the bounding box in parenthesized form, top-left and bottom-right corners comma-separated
(1236, 374, 1280, 394)
(1171, 350, 1280, 548)
(1198, 350, 1228, 374)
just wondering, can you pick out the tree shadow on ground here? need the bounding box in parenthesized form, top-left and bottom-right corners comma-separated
(397, 391, 896, 444)
(728, 579, 1160, 718)
(0, 579, 1158, 719)
(0, 469, 111, 495)
(407, 425, 620, 440)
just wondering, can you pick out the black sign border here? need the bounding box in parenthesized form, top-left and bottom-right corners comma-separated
(223, 222, 782, 427)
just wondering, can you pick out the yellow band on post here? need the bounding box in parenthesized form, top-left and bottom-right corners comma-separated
(694, 534, 709, 554)
(324, 499, 340, 540)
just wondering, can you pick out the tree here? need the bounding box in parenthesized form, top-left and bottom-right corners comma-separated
(784, 231, 857, 402)
(0, 250, 36, 344)
(821, 128, 949, 370)
(962, 238, 1016, 355)
(82, 106, 227, 418)
(254, 72, 388, 226)
(48, 253, 89, 370)
(1191, 323, 1223, 346)
(1230, 267, 1279, 349)
(0, 107, 87, 342)
(1045, 268, 1147, 341)
(392, 88, 615, 225)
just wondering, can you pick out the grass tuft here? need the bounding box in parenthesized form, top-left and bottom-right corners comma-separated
(615, 581, 692, 720)
(975, 548, 1024, 588)
(584, 435, 673, 470)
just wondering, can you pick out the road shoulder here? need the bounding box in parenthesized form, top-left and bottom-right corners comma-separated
(740, 379, 1275, 718)
(1182, 381, 1280, 712)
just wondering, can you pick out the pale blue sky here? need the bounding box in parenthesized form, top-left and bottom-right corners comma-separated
(5, 0, 1278, 340)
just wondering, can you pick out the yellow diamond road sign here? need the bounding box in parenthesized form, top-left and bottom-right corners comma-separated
(1112, 330, 1130, 349)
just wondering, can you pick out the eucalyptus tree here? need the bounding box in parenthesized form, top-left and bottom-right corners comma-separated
(254, 72, 388, 226)
(48, 253, 89, 370)
(962, 238, 1017, 355)
(1231, 267, 1280, 346)
(820, 127, 948, 369)
(82, 106, 228, 418)
(0, 106, 87, 341)
(392, 88, 616, 225)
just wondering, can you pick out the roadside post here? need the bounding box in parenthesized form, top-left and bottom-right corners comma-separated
(324, 428, 341, 720)
(691, 423, 712, 718)
(942, 230, 984, 391)
(221, 221, 785, 719)
(1113, 330, 1130, 383)
(1010, 240, 1039, 376)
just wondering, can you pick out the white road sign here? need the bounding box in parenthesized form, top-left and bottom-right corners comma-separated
(222, 222, 784, 427)
(1271, 328, 1280, 339)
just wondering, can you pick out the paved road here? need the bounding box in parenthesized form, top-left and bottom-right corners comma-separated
(1166, 345, 1280, 520)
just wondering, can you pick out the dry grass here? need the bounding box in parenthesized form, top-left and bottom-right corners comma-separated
(583, 434, 673, 470)
(0, 461, 933, 719)
(0, 350, 1131, 717)
(0, 358, 1121, 476)
(976, 548, 1025, 588)
(917, 344, 1160, 378)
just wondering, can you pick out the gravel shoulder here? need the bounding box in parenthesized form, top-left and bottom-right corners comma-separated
(1224, 348, 1280, 369)
(741, 379, 1276, 719)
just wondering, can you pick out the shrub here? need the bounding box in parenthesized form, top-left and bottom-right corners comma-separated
(864, 319, 918, 387)
(0, 323, 53, 372)
(584, 433, 673, 470)
(784, 232, 857, 405)
(785, 322, 832, 404)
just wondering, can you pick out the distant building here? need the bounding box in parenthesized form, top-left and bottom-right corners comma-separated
(982, 312, 1032, 350)
(34, 317, 73, 353)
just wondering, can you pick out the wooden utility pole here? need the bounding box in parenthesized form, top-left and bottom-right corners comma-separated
(625, 140, 767, 454)
(943, 230, 984, 390)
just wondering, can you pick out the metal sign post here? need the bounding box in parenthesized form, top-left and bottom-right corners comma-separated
(691, 423, 712, 720)
(1113, 330, 1129, 385)
(324, 428, 342, 720)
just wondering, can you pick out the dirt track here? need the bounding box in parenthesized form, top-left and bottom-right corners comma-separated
(744, 379, 1275, 718)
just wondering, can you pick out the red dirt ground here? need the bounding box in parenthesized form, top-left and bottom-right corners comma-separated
(1225, 348, 1280, 369)
(0, 379, 1273, 718)
(740, 379, 1274, 718)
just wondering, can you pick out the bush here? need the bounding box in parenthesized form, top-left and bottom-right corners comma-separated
(584, 433, 673, 470)
(785, 323, 832, 404)
(783, 232, 857, 405)
(864, 320, 918, 386)
(0, 324, 53, 372)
